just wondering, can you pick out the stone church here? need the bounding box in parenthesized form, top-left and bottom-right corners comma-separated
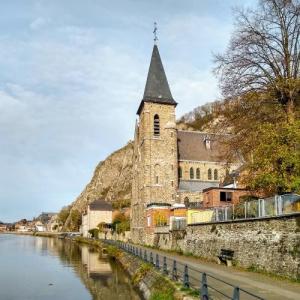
(131, 44, 240, 244)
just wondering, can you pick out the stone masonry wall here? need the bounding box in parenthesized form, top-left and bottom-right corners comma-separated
(154, 214, 300, 279)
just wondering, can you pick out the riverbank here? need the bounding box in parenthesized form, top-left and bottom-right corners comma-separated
(74, 237, 197, 300)
(1, 231, 60, 237)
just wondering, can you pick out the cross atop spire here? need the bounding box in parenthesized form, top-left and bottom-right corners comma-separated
(153, 22, 158, 44)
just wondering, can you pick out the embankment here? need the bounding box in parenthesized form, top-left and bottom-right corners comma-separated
(75, 237, 196, 300)
(154, 213, 300, 280)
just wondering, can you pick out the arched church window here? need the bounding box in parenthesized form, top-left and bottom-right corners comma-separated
(208, 168, 212, 180)
(190, 167, 194, 179)
(178, 167, 182, 179)
(196, 168, 200, 179)
(154, 114, 160, 136)
(214, 169, 218, 180)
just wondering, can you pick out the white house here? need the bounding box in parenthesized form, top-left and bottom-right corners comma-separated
(81, 199, 112, 238)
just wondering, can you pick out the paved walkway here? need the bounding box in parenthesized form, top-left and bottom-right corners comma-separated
(133, 244, 300, 300)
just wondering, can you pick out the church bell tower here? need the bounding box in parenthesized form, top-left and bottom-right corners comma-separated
(131, 42, 178, 244)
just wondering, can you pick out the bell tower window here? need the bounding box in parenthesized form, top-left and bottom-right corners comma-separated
(154, 114, 160, 136)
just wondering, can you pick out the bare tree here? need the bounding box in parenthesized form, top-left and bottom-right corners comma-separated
(214, 0, 300, 117)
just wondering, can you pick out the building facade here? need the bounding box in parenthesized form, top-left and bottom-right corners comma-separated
(81, 199, 112, 237)
(131, 44, 240, 245)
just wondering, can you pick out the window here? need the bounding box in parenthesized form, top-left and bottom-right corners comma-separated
(196, 168, 200, 179)
(155, 164, 160, 184)
(214, 169, 218, 180)
(147, 215, 151, 227)
(208, 168, 212, 180)
(220, 192, 232, 202)
(190, 167, 194, 179)
(184, 197, 190, 207)
(171, 180, 174, 187)
(178, 167, 182, 179)
(154, 114, 160, 136)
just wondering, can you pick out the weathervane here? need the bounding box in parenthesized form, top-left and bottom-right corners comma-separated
(153, 22, 158, 44)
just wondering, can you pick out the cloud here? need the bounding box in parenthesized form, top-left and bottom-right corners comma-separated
(30, 17, 49, 30)
(0, 0, 256, 222)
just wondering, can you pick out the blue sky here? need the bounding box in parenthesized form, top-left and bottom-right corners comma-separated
(0, 0, 257, 222)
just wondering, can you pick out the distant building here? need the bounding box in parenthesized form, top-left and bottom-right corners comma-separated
(46, 214, 60, 232)
(35, 221, 47, 232)
(202, 187, 254, 208)
(36, 212, 56, 224)
(0, 222, 7, 232)
(81, 199, 112, 238)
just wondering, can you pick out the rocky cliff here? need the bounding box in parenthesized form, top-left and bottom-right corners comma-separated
(64, 141, 133, 228)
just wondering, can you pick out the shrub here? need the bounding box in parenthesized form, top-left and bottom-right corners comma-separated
(88, 228, 99, 238)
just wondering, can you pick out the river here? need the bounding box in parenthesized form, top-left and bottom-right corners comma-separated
(0, 234, 142, 300)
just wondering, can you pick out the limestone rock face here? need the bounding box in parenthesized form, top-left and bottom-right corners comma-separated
(64, 142, 133, 229)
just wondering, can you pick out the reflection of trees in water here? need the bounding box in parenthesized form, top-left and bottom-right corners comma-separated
(47, 239, 142, 300)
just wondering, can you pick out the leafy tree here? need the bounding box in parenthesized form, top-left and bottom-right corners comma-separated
(214, 0, 300, 119)
(69, 209, 81, 231)
(88, 228, 99, 238)
(244, 120, 300, 194)
(112, 212, 130, 234)
(112, 199, 131, 209)
(57, 206, 70, 225)
(97, 222, 110, 239)
(212, 0, 300, 195)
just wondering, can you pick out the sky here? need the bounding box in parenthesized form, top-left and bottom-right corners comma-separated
(0, 0, 257, 222)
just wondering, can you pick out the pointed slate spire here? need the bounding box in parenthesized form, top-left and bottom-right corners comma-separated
(137, 45, 177, 114)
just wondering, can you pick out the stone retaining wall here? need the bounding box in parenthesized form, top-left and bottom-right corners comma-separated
(154, 214, 300, 280)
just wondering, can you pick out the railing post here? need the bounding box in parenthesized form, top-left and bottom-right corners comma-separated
(150, 252, 153, 264)
(139, 248, 142, 258)
(163, 256, 168, 274)
(144, 250, 147, 261)
(232, 287, 240, 300)
(172, 260, 177, 280)
(278, 195, 283, 215)
(155, 254, 160, 268)
(183, 265, 189, 288)
(201, 273, 209, 300)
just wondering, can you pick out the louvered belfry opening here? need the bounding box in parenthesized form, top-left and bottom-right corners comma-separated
(154, 114, 160, 136)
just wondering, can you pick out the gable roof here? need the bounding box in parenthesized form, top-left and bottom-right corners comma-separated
(177, 130, 227, 162)
(137, 45, 177, 114)
(89, 199, 112, 211)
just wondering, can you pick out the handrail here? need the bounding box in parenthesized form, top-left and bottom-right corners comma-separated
(103, 240, 265, 300)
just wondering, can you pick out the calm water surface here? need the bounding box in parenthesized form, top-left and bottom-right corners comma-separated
(0, 234, 142, 300)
